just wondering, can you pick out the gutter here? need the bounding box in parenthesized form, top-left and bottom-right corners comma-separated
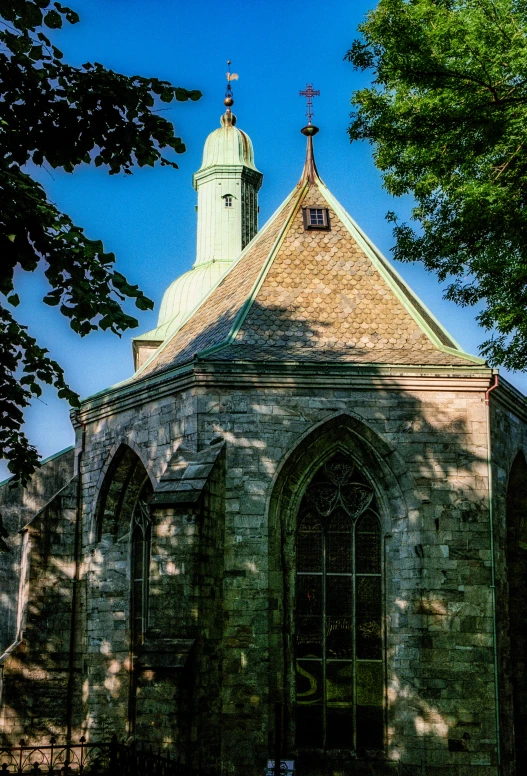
(485, 374, 501, 770)
(65, 419, 85, 742)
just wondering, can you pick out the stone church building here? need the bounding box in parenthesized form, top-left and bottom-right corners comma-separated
(1, 93, 527, 776)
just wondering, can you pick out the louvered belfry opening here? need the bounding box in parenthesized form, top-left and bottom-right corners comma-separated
(295, 454, 383, 752)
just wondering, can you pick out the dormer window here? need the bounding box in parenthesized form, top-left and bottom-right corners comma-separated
(224, 195, 233, 208)
(303, 206, 330, 230)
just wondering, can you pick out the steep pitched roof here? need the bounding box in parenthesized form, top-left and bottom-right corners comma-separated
(133, 147, 482, 381)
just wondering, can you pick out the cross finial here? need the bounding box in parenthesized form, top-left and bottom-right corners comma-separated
(299, 83, 320, 125)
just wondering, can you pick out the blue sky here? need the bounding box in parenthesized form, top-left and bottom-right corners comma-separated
(4, 0, 525, 479)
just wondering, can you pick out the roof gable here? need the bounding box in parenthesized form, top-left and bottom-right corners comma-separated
(228, 184, 451, 357)
(133, 175, 482, 381)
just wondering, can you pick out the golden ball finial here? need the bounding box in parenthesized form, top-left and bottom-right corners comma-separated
(224, 96, 234, 107)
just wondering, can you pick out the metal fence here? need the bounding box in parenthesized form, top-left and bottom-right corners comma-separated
(0, 737, 199, 775)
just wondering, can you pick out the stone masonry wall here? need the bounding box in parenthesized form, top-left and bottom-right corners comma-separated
(490, 396, 527, 776)
(80, 389, 195, 740)
(137, 449, 225, 766)
(0, 448, 74, 656)
(4, 373, 512, 776)
(0, 479, 78, 744)
(194, 379, 499, 776)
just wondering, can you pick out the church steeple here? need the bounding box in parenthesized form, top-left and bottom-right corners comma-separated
(299, 83, 320, 184)
(192, 65, 263, 266)
(131, 70, 263, 371)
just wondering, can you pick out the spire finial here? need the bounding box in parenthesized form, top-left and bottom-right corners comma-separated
(299, 83, 320, 184)
(224, 60, 238, 110)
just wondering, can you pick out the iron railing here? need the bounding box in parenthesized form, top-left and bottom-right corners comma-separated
(0, 737, 199, 775)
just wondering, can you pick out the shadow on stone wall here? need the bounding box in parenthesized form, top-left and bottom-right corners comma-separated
(256, 384, 496, 775)
(0, 295, 516, 775)
(0, 476, 79, 745)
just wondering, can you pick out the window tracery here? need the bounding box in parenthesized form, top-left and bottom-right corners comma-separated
(295, 455, 383, 751)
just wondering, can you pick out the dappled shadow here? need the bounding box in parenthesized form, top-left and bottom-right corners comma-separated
(0, 289, 514, 776)
(0, 474, 78, 745)
(259, 396, 495, 775)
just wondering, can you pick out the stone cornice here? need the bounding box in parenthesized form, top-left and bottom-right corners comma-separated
(192, 164, 263, 190)
(74, 359, 504, 427)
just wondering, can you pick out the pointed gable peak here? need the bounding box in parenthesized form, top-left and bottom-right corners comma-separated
(299, 125, 320, 185)
(131, 131, 483, 382)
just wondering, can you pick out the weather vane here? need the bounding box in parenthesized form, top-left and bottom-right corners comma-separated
(224, 59, 239, 109)
(299, 83, 320, 125)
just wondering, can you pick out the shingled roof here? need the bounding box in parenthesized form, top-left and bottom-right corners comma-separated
(132, 139, 482, 381)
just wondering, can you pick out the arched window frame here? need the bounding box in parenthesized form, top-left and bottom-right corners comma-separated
(294, 453, 384, 752)
(268, 416, 404, 759)
(93, 445, 153, 732)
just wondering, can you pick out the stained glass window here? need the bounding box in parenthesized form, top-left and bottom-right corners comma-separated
(295, 455, 383, 751)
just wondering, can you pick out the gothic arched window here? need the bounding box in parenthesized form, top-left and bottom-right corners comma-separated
(295, 455, 383, 751)
(94, 446, 153, 732)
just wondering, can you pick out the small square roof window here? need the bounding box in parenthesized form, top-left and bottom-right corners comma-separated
(303, 207, 330, 230)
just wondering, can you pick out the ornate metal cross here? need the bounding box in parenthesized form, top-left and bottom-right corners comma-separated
(299, 83, 320, 124)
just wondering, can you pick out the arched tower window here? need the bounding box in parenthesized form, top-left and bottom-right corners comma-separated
(295, 454, 383, 751)
(506, 451, 527, 765)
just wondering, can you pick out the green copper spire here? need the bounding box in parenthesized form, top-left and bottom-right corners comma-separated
(192, 67, 263, 267)
(132, 67, 263, 371)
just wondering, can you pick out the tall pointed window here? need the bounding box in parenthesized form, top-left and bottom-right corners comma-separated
(95, 445, 153, 733)
(131, 497, 152, 650)
(295, 455, 383, 751)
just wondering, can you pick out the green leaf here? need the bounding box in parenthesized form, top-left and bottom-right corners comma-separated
(135, 295, 155, 311)
(29, 45, 44, 60)
(347, 0, 527, 371)
(175, 88, 189, 102)
(0, 1, 200, 491)
(160, 88, 174, 103)
(44, 10, 63, 28)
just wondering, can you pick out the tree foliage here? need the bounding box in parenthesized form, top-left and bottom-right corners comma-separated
(0, 0, 201, 485)
(347, 0, 527, 369)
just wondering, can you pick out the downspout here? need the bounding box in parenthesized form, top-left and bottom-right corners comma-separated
(485, 374, 500, 771)
(66, 417, 86, 742)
